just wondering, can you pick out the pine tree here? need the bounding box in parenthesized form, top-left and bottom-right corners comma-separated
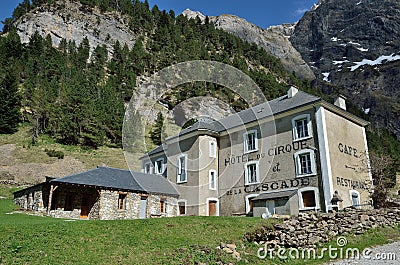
(0, 68, 21, 134)
(150, 112, 164, 146)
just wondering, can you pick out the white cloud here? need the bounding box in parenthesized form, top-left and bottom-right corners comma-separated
(295, 8, 310, 15)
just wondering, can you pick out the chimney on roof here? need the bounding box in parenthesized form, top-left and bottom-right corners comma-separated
(334, 94, 347, 110)
(287, 86, 298, 98)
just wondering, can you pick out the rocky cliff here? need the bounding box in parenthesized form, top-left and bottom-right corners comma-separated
(290, 0, 400, 138)
(182, 9, 315, 81)
(15, 1, 137, 55)
(11, 1, 400, 139)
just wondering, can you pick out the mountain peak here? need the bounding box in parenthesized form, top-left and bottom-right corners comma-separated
(181, 9, 206, 21)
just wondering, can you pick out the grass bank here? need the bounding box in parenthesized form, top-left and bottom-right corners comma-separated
(1, 186, 399, 264)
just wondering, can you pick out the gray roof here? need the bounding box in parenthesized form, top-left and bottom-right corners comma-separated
(170, 91, 321, 138)
(146, 144, 167, 157)
(50, 167, 179, 196)
(252, 190, 297, 201)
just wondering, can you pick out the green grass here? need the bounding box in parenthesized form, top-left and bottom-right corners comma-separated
(0, 198, 277, 264)
(1, 190, 399, 264)
(0, 124, 134, 171)
(0, 185, 23, 199)
(1, 195, 399, 265)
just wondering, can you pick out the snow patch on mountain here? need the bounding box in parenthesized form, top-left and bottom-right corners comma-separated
(349, 54, 400, 71)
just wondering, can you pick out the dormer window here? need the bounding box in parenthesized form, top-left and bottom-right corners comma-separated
(244, 130, 258, 153)
(155, 158, 164, 175)
(144, 163, 151, 174)
(292, 114, 312, 141)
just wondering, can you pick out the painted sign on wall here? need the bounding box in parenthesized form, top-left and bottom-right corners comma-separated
(224, 140, 308, 166)
(225, 176, 312, 196)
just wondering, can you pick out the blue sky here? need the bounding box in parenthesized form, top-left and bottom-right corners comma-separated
(1, 0, 317, 29)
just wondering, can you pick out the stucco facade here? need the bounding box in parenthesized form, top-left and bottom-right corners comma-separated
(141, 87, 372, 217)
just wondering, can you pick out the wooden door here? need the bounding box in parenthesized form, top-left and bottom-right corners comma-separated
(80, 195, 89, 219)
(208, 200, 217, 216)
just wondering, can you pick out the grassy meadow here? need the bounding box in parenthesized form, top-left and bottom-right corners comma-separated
(1, 185, 400, 265)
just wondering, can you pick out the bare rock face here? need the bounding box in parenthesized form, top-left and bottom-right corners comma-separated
(14, 1, 137, 54)
(291, 0, 400, 138)
(182, 9, 315, 81)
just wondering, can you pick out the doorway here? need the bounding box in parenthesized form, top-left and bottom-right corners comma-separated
(208, 200, 217, 216)
(266, 200, 275, 217)
(207, 198, 219, 216)
(80, 195, 89, 219)
(140, 196, 147, 219)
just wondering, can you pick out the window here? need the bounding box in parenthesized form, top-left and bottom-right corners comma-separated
(350, 190, 360, 208)
(144, 163, 151, 174)
(292, 114, 312, 140)
(302, 191, 316, 208)
(177, 154, 187, 183)
(245, 162, 259, 185)
(160, 200, 166, 213)
(299, 153, 312, 174)
(209, 170, 217, 190)
(178, 200, 186, 215)
(209, 140, 216, 158)
(155, 158, 164, 175)
(64, 193, 73, 211)
(298, 188, 320, 210)
(244, 130, 258, 153)
(294, 149, 316, 177)
(118, 193, 127, 210)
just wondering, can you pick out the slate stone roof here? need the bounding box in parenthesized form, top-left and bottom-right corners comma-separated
(50, 167, 179, 196)
(144, 90, 367, 157)
(170, 90, 321, 138)
(252, 190, 297, 201)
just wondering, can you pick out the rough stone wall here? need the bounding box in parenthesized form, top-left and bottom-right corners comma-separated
(147, 195, 178, 218)
(13, 185, 47, 212)
(148, 195, 160, 217)
(246, 208, 400, 249)
(98, 191, 178, 220)
(98, 190, 141, 220)
(88, 195, 101, 220)
(165, 197, 178, 217)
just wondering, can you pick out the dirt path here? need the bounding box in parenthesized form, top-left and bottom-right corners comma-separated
(325, 241, 400, 265)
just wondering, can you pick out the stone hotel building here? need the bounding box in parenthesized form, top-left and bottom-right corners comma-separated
(141, 87, 373, 217)
(14, 87, 373, 219)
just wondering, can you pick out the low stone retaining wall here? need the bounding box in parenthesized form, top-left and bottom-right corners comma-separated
(0, 180, 19, 185)
(245, 208, 400, 248)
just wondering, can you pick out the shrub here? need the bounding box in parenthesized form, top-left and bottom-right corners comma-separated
(45, 149, 64, 159)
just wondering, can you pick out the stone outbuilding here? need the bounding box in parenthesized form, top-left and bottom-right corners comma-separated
(13, 167, 179, 220)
